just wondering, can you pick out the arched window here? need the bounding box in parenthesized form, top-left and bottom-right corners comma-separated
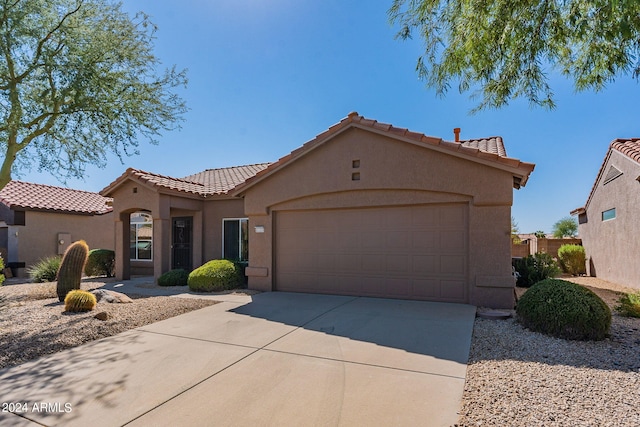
(130, 212, 153, 261)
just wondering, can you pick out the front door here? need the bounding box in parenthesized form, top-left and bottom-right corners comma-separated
(172, 217, 192, 270)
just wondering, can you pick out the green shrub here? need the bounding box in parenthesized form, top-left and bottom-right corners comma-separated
(64, 289, 97, 312)
(188, 260, 242, 292)
(615, 291, 640, 318)
(557, 244, 586, 276)
(513, 252, 561, 287)
(27, 256, 62, 283)
(85, 249, 115, 277)
(516, 279, 611, 341)
(158, 269, 189, 287)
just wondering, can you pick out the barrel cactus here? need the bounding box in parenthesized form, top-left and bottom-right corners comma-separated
(64, 289, 97, 312)
(56, 240, 90, 302)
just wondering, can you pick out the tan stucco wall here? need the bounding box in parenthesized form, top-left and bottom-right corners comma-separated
(13, 210, 114, 277)
(242, 128, 518, 308)
(579, 151, 640, 289)
(107, 178, 245, 280)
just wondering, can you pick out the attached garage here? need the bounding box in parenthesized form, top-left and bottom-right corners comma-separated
(275, 204, 468, 302)
(234, 112, 534, 309)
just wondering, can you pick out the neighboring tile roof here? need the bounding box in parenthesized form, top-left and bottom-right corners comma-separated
(101, 163, 272, 197)
(0, 181, 113, 215)
(611, 138, 640, 163)
(461, 137, 507, 157)
(233, 112, 535, 194)
(571, 138, 640, 214)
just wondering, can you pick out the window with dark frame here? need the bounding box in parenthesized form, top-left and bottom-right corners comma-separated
(223, 218, 248, 261)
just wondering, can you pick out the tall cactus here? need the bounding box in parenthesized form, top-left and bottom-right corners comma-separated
(56, 240, 90, 302)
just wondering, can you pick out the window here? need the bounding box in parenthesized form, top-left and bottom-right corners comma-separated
(602, 208, 616, 221)
(223, 218, 248, 261)
(130, 212, 153, 260)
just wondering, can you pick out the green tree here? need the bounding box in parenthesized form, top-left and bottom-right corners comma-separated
(511, 216, 521, 243)
(389, 0, 640, 111)
(552, 217, 578, 238)
(534, 230, 547, 239)
(0, 0, 187, 190)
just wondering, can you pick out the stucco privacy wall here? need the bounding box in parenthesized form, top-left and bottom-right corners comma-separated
(240, 127, 519, 308)
(578, 149, 640, 289)
(108, 178, 245, 280)
(14, 211, 113, 276)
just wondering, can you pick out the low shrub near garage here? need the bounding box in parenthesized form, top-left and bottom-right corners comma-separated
(557, 244, 586, 276)
(188, 260, 242, 292)
(513, 253, 560, 287)
(516, 279, 611, 341)
(616, 291, 640, 318)
(85, 249, 115, 277)
(158, 269, 189, 287)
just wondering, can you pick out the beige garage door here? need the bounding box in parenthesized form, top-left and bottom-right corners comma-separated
(275, 204, 468, 302)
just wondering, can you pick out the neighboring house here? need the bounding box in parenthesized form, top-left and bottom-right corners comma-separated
(103, 112, 534, 308)
(0, 181, 114, 277)
(572, 138, 640, 290)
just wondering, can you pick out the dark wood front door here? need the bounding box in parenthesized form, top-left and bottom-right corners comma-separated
(172, 217, 192, 270)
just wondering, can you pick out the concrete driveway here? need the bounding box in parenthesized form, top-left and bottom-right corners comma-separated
(0, 292, 475, 427)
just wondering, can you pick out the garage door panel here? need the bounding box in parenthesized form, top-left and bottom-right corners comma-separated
(441, 280, 466, 300)
(441, 255, 465, 275)
(413, 255, 439, 275)
(276, 204, 468, 303)
(412, 231, 439, 251)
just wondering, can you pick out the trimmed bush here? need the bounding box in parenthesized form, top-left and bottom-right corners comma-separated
(616, 291, 640, 318)
(27, 256, 62, 283)
(513, 252, 560, 287)
(188, 260, 242, 292)
(85, 249, 115, 277)
(64, 289, 97, 312)
(56, 240, 90, 302)
(557, 244, 586, 276)
(516, 279, 611, 341)
(158, 269, 189, 287)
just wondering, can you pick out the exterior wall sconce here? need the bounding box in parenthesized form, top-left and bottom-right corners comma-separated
(59, 240, 65, 245)
(254, 226, 265, 233)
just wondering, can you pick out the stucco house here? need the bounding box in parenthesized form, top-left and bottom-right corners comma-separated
(0, 181, 114, 276)
(571, 139, 640, 290)
(102, 113, 534, 308)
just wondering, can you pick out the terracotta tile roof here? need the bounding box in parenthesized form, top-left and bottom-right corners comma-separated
(571, 138, 640, 215)
(233, 112, 535, 194)
(101, 164, 272, 197)
(611, 138, 640, 163)
(0, 181, 112, 215)
(182, 163, 272, 194)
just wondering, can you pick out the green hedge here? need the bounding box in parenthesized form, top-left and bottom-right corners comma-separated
(188, 260, 242, 292)
(516, 279, 611, 341)
(158, 269, 189, 287)
(85, 249, 115, 277)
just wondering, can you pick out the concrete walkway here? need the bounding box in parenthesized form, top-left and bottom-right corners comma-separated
(0, 280, 476, 427)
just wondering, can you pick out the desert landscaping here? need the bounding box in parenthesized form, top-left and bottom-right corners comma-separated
(1, 276, 639, 426)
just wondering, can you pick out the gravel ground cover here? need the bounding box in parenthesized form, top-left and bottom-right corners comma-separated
(458, 277, 640, 426)
(0, 279, 218, 370)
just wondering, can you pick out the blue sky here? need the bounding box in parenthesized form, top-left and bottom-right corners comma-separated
(19, 0, 640, 233)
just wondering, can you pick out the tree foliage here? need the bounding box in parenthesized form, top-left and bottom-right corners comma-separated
(511, 216, 520, 243)
(389, 0, 640, 111)
(552, 216, 578, 238)
(0, 0, 188, 190)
